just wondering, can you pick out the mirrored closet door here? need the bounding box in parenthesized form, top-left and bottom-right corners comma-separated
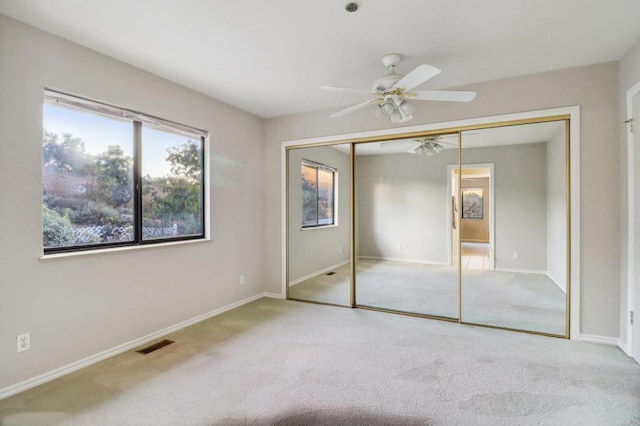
(354, 136, 459, 319)
(285, 116, 571, 338)
(459, 120, 569, 336)
(286, 144, 352, 306)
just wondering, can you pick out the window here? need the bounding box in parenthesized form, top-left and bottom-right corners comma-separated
(301, 160, 336, 228)
(42, 90, 206, 253)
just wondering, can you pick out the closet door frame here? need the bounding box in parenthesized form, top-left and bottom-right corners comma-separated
(281, 106, 580, 339)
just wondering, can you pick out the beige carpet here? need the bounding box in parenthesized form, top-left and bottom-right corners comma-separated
(1, 298, 638, 425)
(290, 259, 566, 335)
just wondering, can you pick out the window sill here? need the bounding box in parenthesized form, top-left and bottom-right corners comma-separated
(39, 238, 211, 262)
(300, 225, 339, 231)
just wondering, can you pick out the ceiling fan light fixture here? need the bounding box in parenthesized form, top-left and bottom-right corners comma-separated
(414, 139, 445, 155)
(389, 109, 402, 123)
(398, 100, 415, 116)
(380, 101, 395, 116)
(323, 53, 476, 122)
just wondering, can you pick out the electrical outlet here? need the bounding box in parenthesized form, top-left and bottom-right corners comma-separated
(239, 274, 245, 286)
(17, 333, 30, 352)
(397, 244, 402, 251)
(513, 252, 519, 260)
(339, 247, 344, 255)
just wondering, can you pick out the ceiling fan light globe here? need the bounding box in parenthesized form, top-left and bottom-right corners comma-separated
(390, 110, 402, 123)
(399, 100, 415, 116)
(381, 102, 395, 116)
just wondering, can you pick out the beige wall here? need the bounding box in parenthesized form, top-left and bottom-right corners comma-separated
(356, 152, 452, 264)
(619, 37, 640, 349)
(461, 177, 490, 243)
(0, 16, 265, 390)
(265, 61, 620, 337)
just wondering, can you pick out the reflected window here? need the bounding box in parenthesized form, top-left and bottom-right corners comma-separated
(301, 160, 336, 227)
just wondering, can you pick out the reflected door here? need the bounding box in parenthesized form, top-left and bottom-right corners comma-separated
(354, 136, 459, 319)
(460, 121, 569, 336)
(287, 144, 352, 306)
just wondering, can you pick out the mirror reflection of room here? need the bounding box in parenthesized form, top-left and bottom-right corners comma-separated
(285, 118, 569, 337)
(460, 121, 568, 336)
(287, 144, 351, 306)
(354, 135, 459, 319)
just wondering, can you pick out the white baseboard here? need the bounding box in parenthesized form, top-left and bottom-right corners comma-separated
(577, 334, 619, 346)
(289, 260, 350, 286)
(494, 267, 547, 275)
(0, 292, 272, 401)
(263, 292, 284, 299)
(618, 339, 631, 356)
(358, 256, 450, 266)
(546, 272, 566, 293)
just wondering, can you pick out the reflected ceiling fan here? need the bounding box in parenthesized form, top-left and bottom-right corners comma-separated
(322, 53, 476, 123)
(381, 135, 459, 155)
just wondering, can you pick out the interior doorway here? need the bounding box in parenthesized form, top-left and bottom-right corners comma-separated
(448, 164, 495, 270)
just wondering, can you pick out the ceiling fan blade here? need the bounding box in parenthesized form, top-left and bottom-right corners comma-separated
(321, 85, 372, 94)
(437, 132, 477, 146)
(410, 90, 476, 102)
(393, 64, 441, 92)
(406, 144, 420, 154)
(379, 140, 416, 149)
(329, 99, 375, 118)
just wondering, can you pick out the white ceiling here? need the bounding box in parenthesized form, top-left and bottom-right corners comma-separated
(1, 0, 639, 118)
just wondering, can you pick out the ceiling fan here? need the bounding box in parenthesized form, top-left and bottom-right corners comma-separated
(322, 53, 476, 123)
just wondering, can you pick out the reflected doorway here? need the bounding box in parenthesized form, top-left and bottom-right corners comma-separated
(448, 164, 495, 271)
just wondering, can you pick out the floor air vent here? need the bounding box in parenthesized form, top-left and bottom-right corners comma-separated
(325, 271, 336, 276)
(136, 339, 174, 354)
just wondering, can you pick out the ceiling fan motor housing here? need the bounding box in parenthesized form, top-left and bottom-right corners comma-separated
(373, 73, 403, 92)
(382, 53, 402, 68)
(374, 53, 404, 92)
